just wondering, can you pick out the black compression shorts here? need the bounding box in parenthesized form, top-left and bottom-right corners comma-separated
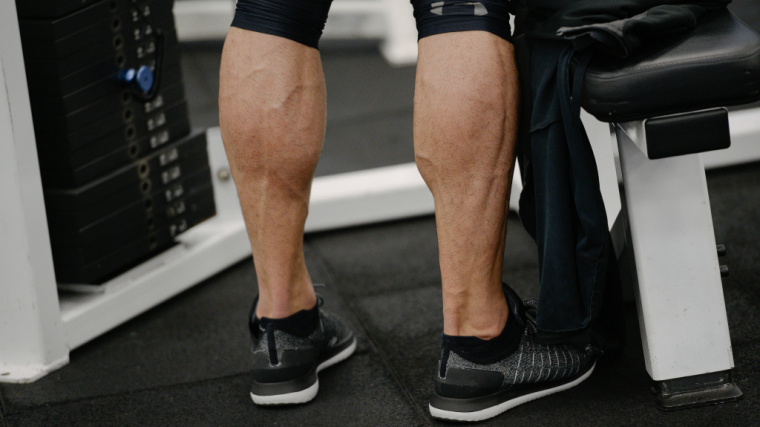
(231, 0, 513, 49)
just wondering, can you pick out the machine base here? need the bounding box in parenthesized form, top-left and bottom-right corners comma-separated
(654, 370, 743, 410)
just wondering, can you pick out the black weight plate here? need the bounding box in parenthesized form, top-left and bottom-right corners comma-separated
(18, 0, 172, 36)
(25, 31, 180, 87)
(65, 121, 191, 185)
(54, 231, 176, 284)
(35, 97, 188, 153)
(67, 108, 189, 166)
(22, 13, 177, 79)
(21, 7, 174, 59)
(35, 97, 187, 151)
(31, 83, 154, 129)
(48, 162, 212, 227)
(47, 146, 208, 234)
(17, 0, 104, 20)
(47, 167, 211, 231)
(32, 78, 185, 142)
(52, 193, 215, 284)
(28, 62, 181, 116)
(44, 129, 208, 210)
(49, 183, 214, 261)
(38, 121, 191, 188)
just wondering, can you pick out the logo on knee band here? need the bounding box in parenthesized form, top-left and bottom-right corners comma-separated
(430, 1, 488, 16)
(412, 0, 511, 41)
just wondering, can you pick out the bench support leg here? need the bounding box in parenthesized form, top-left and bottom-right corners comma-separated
(613, 124, 742, 409)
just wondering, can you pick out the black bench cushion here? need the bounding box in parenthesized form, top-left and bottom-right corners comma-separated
(582, 11, 760, 123)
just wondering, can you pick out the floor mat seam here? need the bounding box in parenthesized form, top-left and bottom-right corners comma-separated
(306, 239, 432, 427)
(0, 386, 6, 427)
(0, 370, 255, 416)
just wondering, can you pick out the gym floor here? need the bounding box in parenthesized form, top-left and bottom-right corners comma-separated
(2, 5, 760, 425)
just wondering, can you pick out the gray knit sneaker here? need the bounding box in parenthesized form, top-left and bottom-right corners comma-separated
(248, 295, 356, 405)
(429, 287, 599, 422)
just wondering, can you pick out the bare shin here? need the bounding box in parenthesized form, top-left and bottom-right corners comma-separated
(219, 29, 324, 319)
(414, 31, 519, 339)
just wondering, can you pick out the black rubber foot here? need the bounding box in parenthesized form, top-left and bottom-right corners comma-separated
(654, 370, 743, 411)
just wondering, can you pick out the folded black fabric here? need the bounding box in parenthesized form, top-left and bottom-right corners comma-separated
(519, 0, 731, 57)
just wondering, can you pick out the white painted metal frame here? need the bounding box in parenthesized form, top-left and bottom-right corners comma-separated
(613, 120, 736, 381)
(0, 0, 69, 383)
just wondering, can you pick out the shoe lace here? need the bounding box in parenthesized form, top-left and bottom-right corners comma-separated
(522, 299, 539, 337)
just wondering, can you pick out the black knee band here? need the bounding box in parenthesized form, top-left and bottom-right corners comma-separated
(411, 0, 513, 41)
(231, 0, 333, 49)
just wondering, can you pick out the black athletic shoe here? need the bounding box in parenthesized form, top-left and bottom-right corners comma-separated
(248, 295, 356, 405)
(429, 286, 599, 422)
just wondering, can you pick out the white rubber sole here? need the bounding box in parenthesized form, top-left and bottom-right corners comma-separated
(250, 337, 357, 405)
(429, 361, 597, 422)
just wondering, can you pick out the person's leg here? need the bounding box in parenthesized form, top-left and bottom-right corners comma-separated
(413, 6, 600, 422)
(219, 1, 355, 406)
(219, 28, 322, 320)
(414, 31, 519, 339)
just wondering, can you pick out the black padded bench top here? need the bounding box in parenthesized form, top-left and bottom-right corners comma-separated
(582, 10, 760, 123)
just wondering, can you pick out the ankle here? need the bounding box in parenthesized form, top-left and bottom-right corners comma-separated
(443, 291, 509, 339)
(256, 282, 317, 319)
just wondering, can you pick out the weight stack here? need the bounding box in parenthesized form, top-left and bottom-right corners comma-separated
(17, 0, 216, 285)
